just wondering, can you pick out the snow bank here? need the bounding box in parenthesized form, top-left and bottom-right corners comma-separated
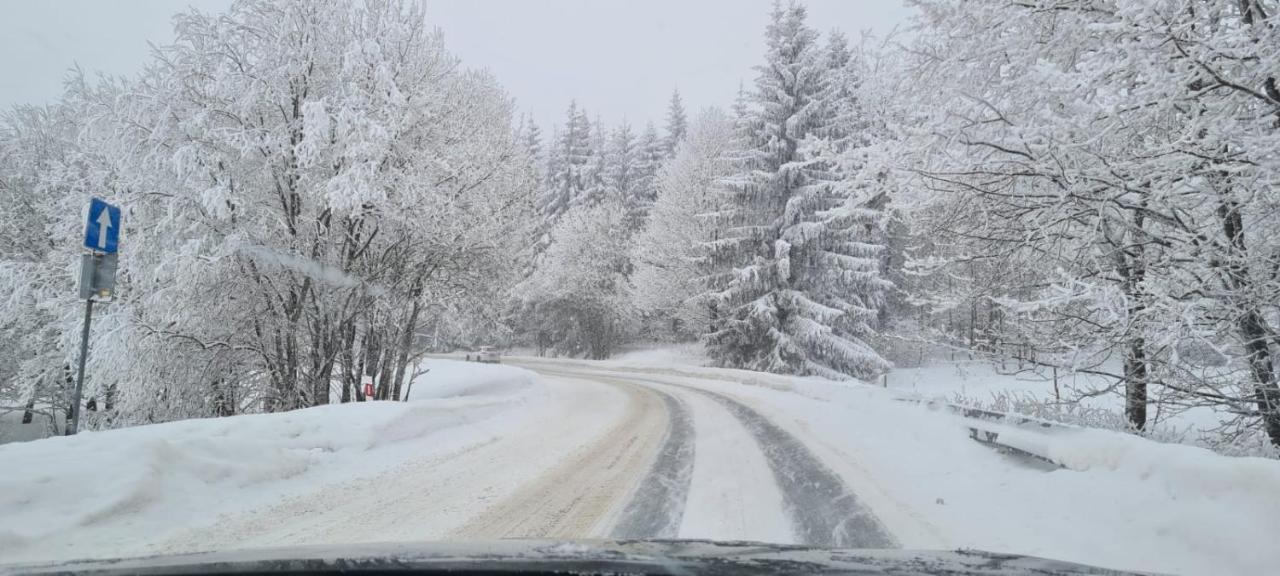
(0, 359, 538, 564)
(410, 358, 534, 400)
(797, 383, 1280, 576)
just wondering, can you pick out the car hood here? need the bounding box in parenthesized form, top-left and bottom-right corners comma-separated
(1, 539, 1155, 575)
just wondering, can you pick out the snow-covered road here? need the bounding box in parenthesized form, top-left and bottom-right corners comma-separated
(148, 359, 896, 554)
(525, 362, 897, 548)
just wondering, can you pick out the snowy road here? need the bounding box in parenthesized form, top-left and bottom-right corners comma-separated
(148, 358, 897, 555)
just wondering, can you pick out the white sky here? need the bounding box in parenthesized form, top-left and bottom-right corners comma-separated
(0, 0, 914, 131)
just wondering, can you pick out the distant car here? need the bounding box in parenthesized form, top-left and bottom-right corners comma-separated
(476, 346, 500, 363)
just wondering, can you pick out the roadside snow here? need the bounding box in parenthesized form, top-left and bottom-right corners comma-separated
(889, 361, 1233, 440)
(0, 359, 538, 564)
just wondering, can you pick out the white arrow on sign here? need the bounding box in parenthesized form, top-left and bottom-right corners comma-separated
(95, 208, 113, 250)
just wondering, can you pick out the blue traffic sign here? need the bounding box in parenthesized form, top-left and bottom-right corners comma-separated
(84, 198, 121, 254)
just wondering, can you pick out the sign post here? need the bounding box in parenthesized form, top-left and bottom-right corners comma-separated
(69, 198, 121, 436)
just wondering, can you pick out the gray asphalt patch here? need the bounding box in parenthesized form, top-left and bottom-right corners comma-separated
(610, 387, 696, 539)
(681, 386, 899, 549)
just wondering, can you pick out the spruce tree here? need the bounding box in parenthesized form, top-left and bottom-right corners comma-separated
(542, 101, 593, 223)
(522, 115, 544, 175)
(664, 89, 688, 157)
(577, 118, 610, 208)
(627, 123, 665, 229)
(608, 123, 638, 211)
(705, 1, 890, 379)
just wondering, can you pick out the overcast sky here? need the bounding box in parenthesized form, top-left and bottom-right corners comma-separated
(0, 0, 914, 131)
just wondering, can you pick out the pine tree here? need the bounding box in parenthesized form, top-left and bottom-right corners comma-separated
(627, 123, 665, 229)
(664, 89, 688, 157)
(608, 122, 638, 208)
(820, 31, 855, 142)
(541, 102, 592, 223)
(705, 1, 891, 380)
(522, 115, 544, 176)
(577, 118, 610, 208)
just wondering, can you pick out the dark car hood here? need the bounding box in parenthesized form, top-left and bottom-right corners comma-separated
(1, 539, 1155, 576)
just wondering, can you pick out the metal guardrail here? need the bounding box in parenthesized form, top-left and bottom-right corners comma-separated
(897, 397, 1067, 467)
(964, 423, 1062, 468)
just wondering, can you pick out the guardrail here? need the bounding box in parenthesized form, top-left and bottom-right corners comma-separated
(899, 398, 1067, 467)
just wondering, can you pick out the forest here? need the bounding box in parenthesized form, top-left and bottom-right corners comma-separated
(2, 0, 1279, 456)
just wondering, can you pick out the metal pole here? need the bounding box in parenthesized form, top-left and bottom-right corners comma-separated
(68, 298, 94, 436)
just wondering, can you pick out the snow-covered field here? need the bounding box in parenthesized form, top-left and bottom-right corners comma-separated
(3, 352, 1278, 576)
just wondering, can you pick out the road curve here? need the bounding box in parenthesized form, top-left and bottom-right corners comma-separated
(515, 360, 898, 549)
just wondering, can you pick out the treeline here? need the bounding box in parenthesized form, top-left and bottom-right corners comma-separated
(518, 6, 896, 382)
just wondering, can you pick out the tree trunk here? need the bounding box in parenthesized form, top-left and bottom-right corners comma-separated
(1217, 198, 1280, 445)
(21, 393, 36, 424)
(340, 321, 354, 404)
(1240, 309, 1280, 444)
(213, 379, 236, 417)
(360, 324, 379, 401)
(390, 298, 423, 402)
(61, 364, 74, 436)
(1124, 338, 1148, 430)
(377, 346, 396, 400)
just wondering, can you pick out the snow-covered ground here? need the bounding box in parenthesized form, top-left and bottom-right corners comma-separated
(0, 359, 541, 563)
(887, 361, 1242, 445)
(4, 351, 1279, 576)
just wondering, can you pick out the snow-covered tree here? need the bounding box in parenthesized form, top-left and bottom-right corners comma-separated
(542, 102, 592, 223)
(890, 0, 1280, 448)
(632, 109, 735, 338)
(519, 198, 637, 358)
(663, 90, 688, 157)
(626, 123, 665, 229)
(519, 115, 544, 182)
(607, 123, 638, 208)
(0, 0, 537, 429)
(705, 1, 891, 379)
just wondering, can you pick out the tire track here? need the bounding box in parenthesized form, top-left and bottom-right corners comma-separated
(533, 364, 897, 549)
(609, 387, 695, 538)
(526, 367, 696, 539)
(449, 376, 667, 539)
(677, 384, 898, 549)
